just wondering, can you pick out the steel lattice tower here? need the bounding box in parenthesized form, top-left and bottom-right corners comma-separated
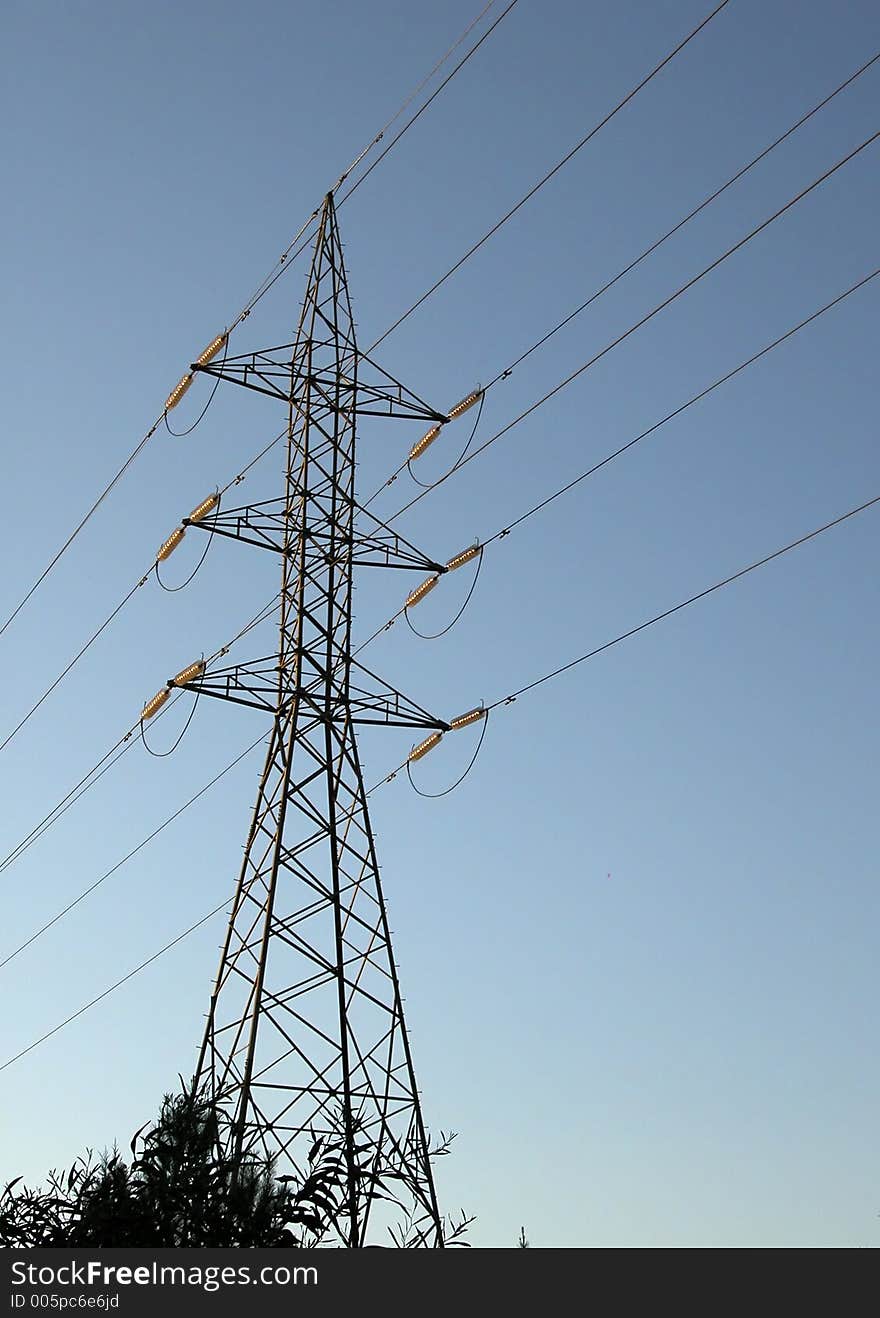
(180, 194, 454, 1246)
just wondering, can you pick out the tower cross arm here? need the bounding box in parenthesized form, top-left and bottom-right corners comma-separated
(192, 350, 446, 424)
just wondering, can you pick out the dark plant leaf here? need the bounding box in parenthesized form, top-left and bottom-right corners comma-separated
(129, 1123, 149, 1158)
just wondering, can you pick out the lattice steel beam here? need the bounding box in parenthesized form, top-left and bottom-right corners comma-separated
(190, 193, 445, 1247)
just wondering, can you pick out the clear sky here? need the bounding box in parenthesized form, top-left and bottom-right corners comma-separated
(1, 0, 878, 1248)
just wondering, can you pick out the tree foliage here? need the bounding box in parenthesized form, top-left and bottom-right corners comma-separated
(1, 1089, 338, 1247)
(0, 1087, 472, 1248)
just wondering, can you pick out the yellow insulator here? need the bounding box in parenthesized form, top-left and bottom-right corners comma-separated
(157, 526, 186, 562)
(409, 424, 442, 462)
(194, 332, 228, 367)
(165, 373, 193, 412)
(445, 543, 481, 572)
(188, 492, 219, 523)
(141, 688, 170, 721)
(447, 387, 483, 421)
(405, 575, 439, 610)
(450, 706, 486, 732)
(409, 730, 443, 763)
(171, 659, 206, 687)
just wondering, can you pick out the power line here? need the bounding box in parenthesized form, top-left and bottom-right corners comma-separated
(479, 49, 880, 394)
(0, 430, 159, 643)
(488, 493, 880, 709)
(0, 746, 413, 1074)
(381, 269, 876, 656)
(366, 0, 733, 355)
(361, 47, 879, 510)
(0, 595, 424, 968)
(482, 268, 879, 547)
(0, 572, 418, 884)
(121, 0, 746, 530)
(202, 46, 880, 518)
(0, 734, 266, 972)
(386, 127, 880, 523)
(12, 7, 853, 764)
(0, 422, 292, 761)
(0, 575, 149, 757)
(219, 426, 287, 495)
(0, 732, 137, 878)
(0, 588, 435, 964)
(0, 0, 513, 645)
(0, 592, 280, 878)
(339, 1, 520, 207)
(7, 485, 877, 1074)
(230, 2, 519, 323)
(0, 901, 232, 1075)
(4, 138, 873, 915)
(4, 7, 873, 1084)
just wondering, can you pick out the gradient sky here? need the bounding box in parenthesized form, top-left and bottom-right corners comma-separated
(1, 0, 878, 1248)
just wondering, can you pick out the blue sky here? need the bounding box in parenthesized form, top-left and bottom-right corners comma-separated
(1, 0, 878, 1247)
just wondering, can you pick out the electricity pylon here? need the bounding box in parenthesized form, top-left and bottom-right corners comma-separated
(180, 194, 453, 1246)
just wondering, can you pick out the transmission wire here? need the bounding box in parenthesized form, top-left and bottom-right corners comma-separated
(228, 1, 509, 325)
(105, 0, 754, 525)
(222, 47, 880, 514)
(0, 0, 512, 644)
(479, 49, 880, 397)
(0, 409, 293, 761)
(6, 486, 878, 1073)
(0, 593, 281, 877)
(0, 744, 416, 1073)
(487, 494, 880, 710)
(358, 251, 873, 650)
(366, 0, 733, 355)
(482, 268, 880, 547)
(0, 428, 159, 642)
(0, 574, 149, 757)
(386, 128, 880, 524)
(339, 2, 520, 208)
(7, 15, 878, 1065)
(4, 255, 874, 883)
(0, 734, 267, 973)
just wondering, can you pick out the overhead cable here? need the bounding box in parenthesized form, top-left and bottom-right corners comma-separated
(0, 0, 513, 642)
(7, 484, 878, 1073)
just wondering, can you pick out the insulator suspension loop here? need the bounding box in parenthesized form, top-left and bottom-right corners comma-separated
(139, 655, 206, 756)
(404, 545, 484, 641)
(406, 388, 484, 490)
(156, 492, 221, 592)
(140, 687, 202, 758)
(406, 707, 489, 799)
(164, 332, 229, 437)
